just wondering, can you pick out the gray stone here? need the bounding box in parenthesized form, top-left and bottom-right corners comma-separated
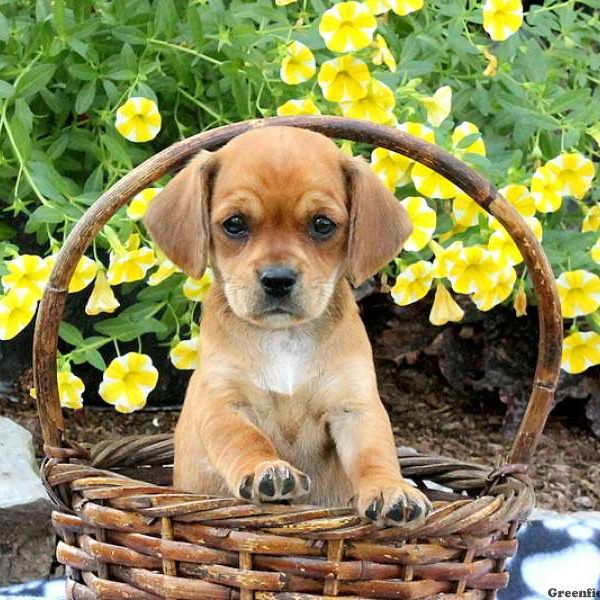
(0, 417, 55, 585)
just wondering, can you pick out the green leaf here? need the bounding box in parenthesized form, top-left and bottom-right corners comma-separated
(25, 205, 66, 233)
(59, 322, 85, 346)
(75, 80, 96, 114)
(15, 63, 56, 98)
(100, 133, 133, 168)
(94, 315, 167, 341)
(0, 12, 9, 43)
(84, 349, 106, 370)
(0, 80, 15, 98)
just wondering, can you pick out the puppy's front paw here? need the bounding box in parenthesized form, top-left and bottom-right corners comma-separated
(355, 479, 432, 527)
(237, 460, 311, 503)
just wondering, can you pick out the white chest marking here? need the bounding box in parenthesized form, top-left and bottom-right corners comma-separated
(255, 330, 313, 395)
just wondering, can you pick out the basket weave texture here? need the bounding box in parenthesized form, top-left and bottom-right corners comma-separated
(34, 116, 562, 600)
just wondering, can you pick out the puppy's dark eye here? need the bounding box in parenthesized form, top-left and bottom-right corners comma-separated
(222, 215, 248, 238)
(311, 215, 337, 239)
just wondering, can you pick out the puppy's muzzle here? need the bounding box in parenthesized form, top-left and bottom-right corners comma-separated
(259, 266, 297, 299)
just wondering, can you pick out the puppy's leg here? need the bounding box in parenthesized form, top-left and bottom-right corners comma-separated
(329, 400, 432, 526)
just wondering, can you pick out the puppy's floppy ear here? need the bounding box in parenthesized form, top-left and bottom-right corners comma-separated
(344, 156, 412, 287)
(143, 151, 217, 279)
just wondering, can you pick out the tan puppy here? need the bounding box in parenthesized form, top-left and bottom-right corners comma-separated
(144, 126, 432, 525)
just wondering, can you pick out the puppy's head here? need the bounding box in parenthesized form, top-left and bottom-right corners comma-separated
(144, 126, 412, 329)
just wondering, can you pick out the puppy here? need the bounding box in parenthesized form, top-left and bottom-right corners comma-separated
(144, 126, 432, 525)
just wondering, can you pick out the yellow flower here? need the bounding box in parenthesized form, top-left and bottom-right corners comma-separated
(280, 41, 316, 85)
(127, 187, 162, 220)
(85, 271, 120, 316)
(429, 282, 464, 326)
(57, 371, 85, 410)
(0, 288, 38, 340)
(483, 0, 523, 42)
(498, 184, 536, 217)
(107, 246, 156, 285)
(561, 331, 600, 375)
(364, 0, 389, 14)
(488, 216, 543, 266)
(411, 162, 458, 199)
(471, 265, 517, 311)
(275, 0, 297, 5)
(391, 260, 434, 306)
(419, 85, 452, 127)
(317, 55, 371, 102)
(591, 238, 600, 264)
(370, 148, 412, 190)
(384, 0, 424, 15)
(319, 1, 376, 53)
(447, 245, 505, 295)
(546, 153, 595, 200)
(68, 256, 98, 293)
(1, 254, 51, 300)
(400, 196, 436, 252)
(451, 121, 486, 157)
(431, 240, 464, 278)
(276, 98, 321, 116)
(582, 205, 600, 233)
(99, 352, 158, 413)
(480, 46, 498, 77)
(556, 269, 600, 319)
(148, 258, 179, 286)
(183, 268, 214, 302)
(340, 78, 395, 125)
(452, 192, 485, 227)
(513, 280, 527, 317)
(115, 97, 162, 143)
(530, 164, 562, 213)
(371, 34, 397, 72)
(170, 337, 200, 370)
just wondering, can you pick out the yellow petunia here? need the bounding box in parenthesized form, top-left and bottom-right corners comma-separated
(452, 192, 485, 227)
(452, 121, 486, 157)
(591, 238, 600, 264)
(276, 98, 321, 116)
(471, 265, 517, 311)
(115, 97, 162, 143)
(582, 205, 600, 233)
(481, 46, 498, 77)
(546, 152, 595, 200)
(411, 162, 459, 199)
(107, 246, 156, 285)
(275, 0, 297, 5)
(170, 337, 200, 370)
(382, 0, 424, 16)
(530, 164, 562, 213)
(371, 34, 397, 72)
(429, 282, 464, 326)
(556, 269, 600, 319)
(391, 260, 434, 306)
(561, 331, 600, 375)
(430, 240, 464, 278)
(68, 256, 98, 293)
(127, 187, 162, 220)
(447, 245, 505, 295)
(319, 1, 376, 53)
(148, 258, 179, 286)
(340, 78, 395, 125)
(0, 288, 38, 340)
(280, 41, 316, 85)
(483, 0, 523, 42)
(419, 85, 452, 128)
(370, 148, 412, 190)
(57, 371, 85, 410)
(99, 352, 158, 413)
(513, 280, 527, 317)
(498, 184, 536, 217)
(183, 268, 214, 302)
(317, 55, 371, 103)
(400, 196, 437, 252)
(488, 216, 543, 266)
(1, 254, 51, 300)
(85, 271, 120, 316)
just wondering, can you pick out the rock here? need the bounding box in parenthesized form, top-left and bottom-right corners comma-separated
(573, 495, 594, 510)
(0, 417, 55, 584)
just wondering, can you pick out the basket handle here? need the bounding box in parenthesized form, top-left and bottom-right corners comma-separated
(33, 116, 562, 468)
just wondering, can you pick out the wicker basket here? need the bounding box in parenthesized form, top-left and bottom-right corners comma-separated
(33, 116, 562, 600)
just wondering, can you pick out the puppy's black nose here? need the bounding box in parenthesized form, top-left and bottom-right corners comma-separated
(259, 267, 297, 298)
